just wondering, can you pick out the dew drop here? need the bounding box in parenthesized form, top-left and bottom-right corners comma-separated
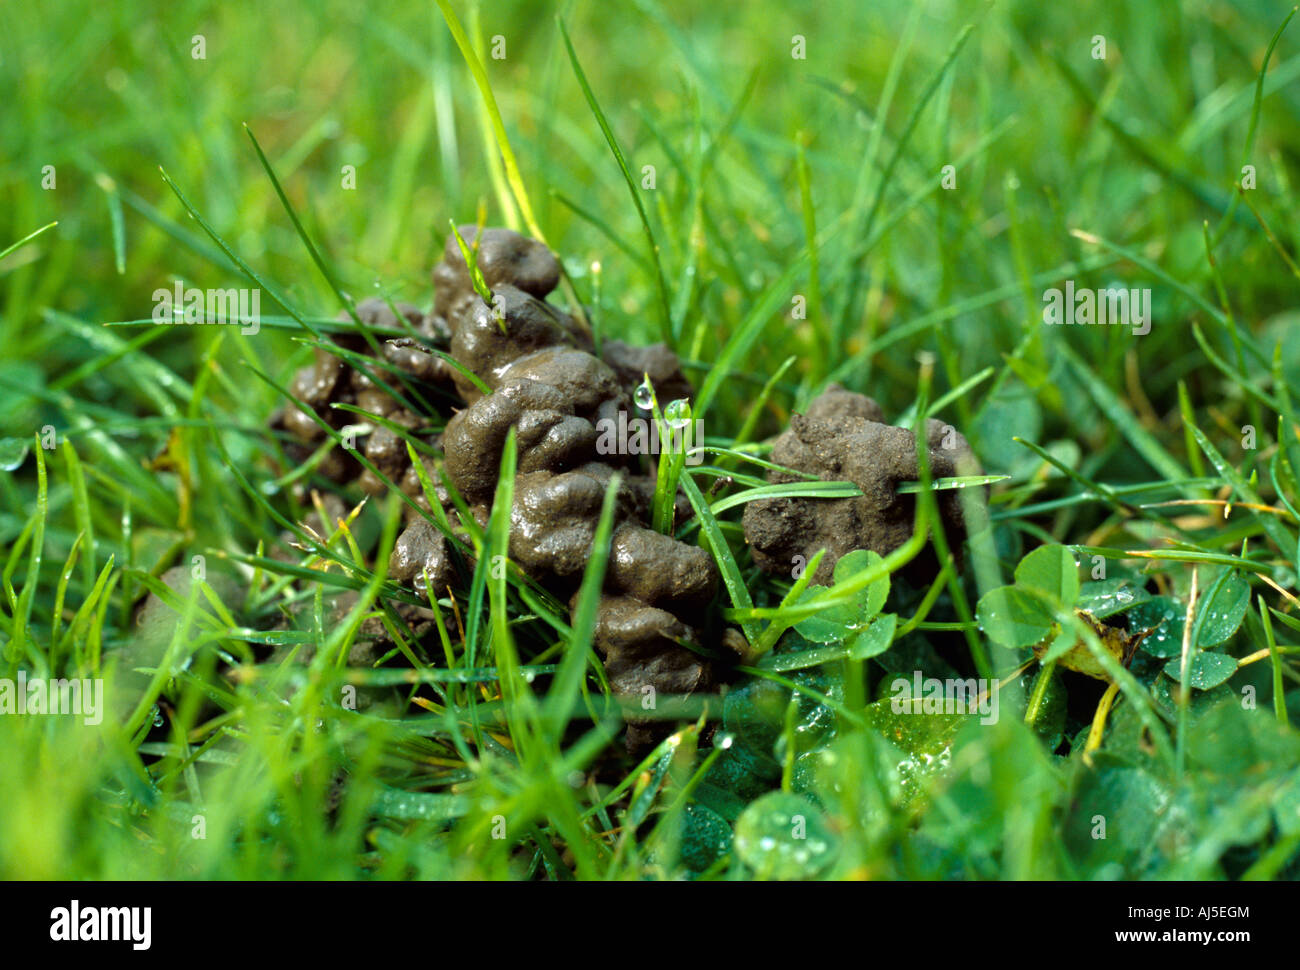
(634, 379, 655, 411)
(0, 439, 29, 472)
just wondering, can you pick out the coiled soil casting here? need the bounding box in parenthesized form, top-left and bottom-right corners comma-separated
(178, 226, 979, 776)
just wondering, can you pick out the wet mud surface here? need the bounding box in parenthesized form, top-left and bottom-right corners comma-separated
(263, 226, 977, 749)
(742, 384, 980, 584)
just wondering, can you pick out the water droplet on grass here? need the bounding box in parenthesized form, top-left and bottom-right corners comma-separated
(634, 379, 654, 411)
(733, 792, 839, 880)
(0, 438, 30, 471)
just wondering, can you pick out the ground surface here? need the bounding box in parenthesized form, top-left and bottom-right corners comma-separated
(2, 0, 1299, 879)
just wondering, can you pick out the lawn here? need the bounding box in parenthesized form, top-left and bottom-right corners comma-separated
(2, 0, 1299, 880)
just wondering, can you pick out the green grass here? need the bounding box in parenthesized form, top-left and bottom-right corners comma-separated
(2, 0, 1300, 880)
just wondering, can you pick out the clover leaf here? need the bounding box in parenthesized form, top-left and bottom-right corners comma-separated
(792, 550, 889, 644)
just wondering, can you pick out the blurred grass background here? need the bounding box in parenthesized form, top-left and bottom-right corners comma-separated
(6, 0, 1296, 430)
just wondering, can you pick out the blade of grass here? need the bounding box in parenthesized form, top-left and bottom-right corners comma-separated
(1059, 342, 1190, 488)
(1210, 7, 1297, 245)
(693, 247, 812, 421)
(0, 221, 57, 264)
(545, 473, 622, 738)
(556, 16, 672, 344)
(92, 174, 127, 275)
(1258, 594, 1289, 727)
(678, 469, 758, 644)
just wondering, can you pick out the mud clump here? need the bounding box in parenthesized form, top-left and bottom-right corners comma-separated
(742, 384, 980, 584)
(424, 227, 718, 747)
(261, 227, 715, 747)
(433, 226, 562, 326)
(270, 297, 457, 500)
(387, 516, 457, 600)
(265, 226, 979, 754)
(600, 339, 694, 405)
(442, 379, 598, 498)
